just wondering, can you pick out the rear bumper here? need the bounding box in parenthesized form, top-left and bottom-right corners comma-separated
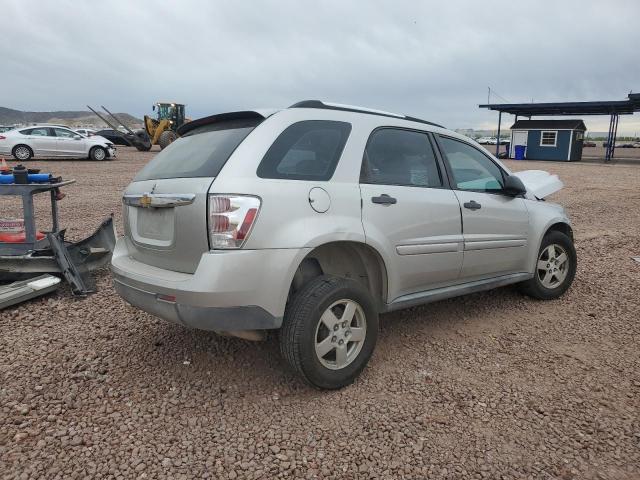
(110, 237, 309, 331)
(113, 278, 279, 330)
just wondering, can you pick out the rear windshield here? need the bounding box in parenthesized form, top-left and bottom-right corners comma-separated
(134, 118, 261, 181)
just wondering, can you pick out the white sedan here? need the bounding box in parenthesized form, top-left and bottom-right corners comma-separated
(74, 128, 97, 137)
(0, 125, 116, 161)
(475, 136, 498, 145)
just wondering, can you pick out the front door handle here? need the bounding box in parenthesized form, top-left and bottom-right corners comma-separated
(463, 200, 481, 210)
(371, 194, 397, 205)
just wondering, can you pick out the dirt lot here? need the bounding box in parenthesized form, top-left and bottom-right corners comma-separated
(1, 148, 639, 479)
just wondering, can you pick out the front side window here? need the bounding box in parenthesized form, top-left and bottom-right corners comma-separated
(257, 120, 351, 181)
(361, 128, 442, 188)
(53, 128, 76, 138)
(438, 136, 504, 192)
(540, 131, 557, 146)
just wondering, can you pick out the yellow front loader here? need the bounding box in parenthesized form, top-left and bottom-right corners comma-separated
(143, 102, 187, 150)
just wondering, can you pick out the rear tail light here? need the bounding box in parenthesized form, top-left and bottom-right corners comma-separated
(208, 194, 261, 249)
(0, 136, 6, 140)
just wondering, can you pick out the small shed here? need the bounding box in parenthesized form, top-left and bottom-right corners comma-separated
(509, 119, 587, 161)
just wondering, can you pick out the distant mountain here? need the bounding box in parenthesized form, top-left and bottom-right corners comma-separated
(0, 106, 142, 128)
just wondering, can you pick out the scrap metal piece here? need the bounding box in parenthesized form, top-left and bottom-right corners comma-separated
(46, 232, 93, 296)
(0, 216, 116, 281)
(0, 274, 61, 310)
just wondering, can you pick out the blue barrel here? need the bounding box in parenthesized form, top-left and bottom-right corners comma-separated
(514, 145, 526, 160)
(0, 173, 53, 184)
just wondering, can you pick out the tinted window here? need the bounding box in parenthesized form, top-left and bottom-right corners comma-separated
(134, 118, 261, 181)
(361, 128, 442, 188)
(257, 121, 351, 181)
(438, 136, 504, 191)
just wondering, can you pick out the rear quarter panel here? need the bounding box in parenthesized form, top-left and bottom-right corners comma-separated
(212, 109, 371, 250)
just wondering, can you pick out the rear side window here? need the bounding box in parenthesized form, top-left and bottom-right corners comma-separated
(21, 128, 50, 136)
(257, 120, 351, 181)
(134, 118, 261, 181)
(361, 128, 442, 188)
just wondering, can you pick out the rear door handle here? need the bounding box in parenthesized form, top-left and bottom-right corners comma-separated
(371, 194, 397, 205)
(463, 200, 481, 210)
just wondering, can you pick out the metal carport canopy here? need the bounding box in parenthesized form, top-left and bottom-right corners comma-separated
(478, 93, 640, 161)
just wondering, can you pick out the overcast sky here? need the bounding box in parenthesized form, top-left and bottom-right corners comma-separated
(3, 0, 640, 134)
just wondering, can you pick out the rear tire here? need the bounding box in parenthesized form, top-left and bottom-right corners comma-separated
(519, 230, 576, 300)
(89, 146, 107, 161)
(280, 275, 378, 389)
(12, 145, 33, 161)
(159, 130, 178, 150)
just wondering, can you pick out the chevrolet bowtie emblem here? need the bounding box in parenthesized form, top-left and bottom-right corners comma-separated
(140, 193, 152, 208)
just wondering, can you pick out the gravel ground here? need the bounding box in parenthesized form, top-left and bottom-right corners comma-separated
(1, 148, 639, 479)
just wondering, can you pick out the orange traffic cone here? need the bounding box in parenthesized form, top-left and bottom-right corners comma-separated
(0, 157, 9, 173)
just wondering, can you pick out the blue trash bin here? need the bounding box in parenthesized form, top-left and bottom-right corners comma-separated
(514, 145, 526, 160)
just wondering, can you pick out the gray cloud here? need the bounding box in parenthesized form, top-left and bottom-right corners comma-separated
(2, 0, 639, 133)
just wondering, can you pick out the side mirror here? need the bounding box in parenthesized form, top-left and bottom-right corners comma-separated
(503, 175, 527, 196)
(73, 135, 82, 140)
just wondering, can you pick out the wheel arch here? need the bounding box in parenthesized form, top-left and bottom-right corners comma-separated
(89, 145, 107, 159)
(527, 219, 574, 273)
(286, 241, 389, 312)
(545, 221, 573, 241)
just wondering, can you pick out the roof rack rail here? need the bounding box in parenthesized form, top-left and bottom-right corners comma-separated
(289, 100, 444, 128)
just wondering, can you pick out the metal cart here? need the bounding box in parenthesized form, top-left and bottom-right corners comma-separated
(0, 178, 116, 303)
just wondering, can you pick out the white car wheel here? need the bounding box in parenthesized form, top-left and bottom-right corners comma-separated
(90, 147, 106, 161)
(13, 145, 33, 161)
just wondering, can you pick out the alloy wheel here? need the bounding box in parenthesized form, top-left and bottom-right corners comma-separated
(537, 243, 569, 289)
(15, 146, 30, 160)
(93, 148, 106, 160)
(314, 299, 366, 370)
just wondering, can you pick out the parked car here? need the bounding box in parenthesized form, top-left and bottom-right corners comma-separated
(583, 140, 597, 147)
(476, 136, 498, 145)
(602, 141, 626, 148)
(0, 126, 14, 133)
(0, 125, 116, 160)
(111, 100, 576, 389)
(94, 129, 131, 146)
(74, 128, 97, 137)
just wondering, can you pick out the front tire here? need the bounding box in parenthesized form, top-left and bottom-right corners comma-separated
(159, 130, 178, 150)
(12, 145, 33, 161)
(89, 146, 107, 161)
(280, 275, 378, 389)
(519, 230, 576, 300)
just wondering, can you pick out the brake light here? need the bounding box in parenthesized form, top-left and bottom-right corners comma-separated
(208, 195, 261, 249)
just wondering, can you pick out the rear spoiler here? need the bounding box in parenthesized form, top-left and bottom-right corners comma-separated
(178, 110, 278, 136)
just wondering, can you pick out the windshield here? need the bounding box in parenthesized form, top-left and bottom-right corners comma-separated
(134, 118, 262, 181)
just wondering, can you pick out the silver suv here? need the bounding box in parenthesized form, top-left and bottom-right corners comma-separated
(112, 101, 576, 389)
